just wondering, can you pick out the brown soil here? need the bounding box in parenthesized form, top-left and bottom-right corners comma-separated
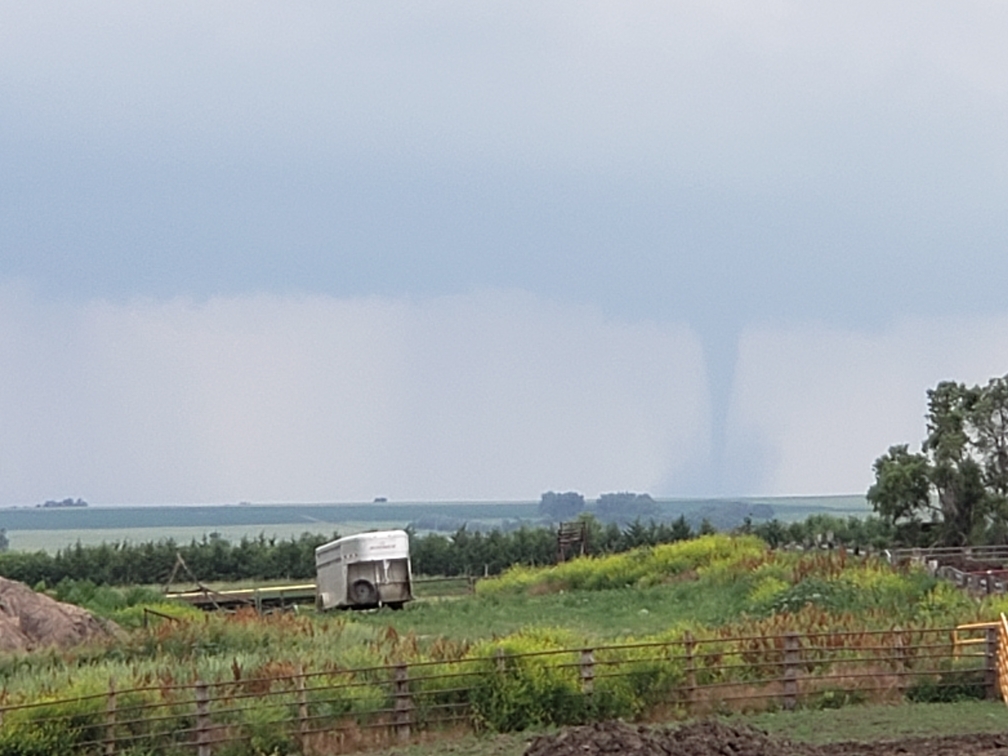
(0, 576, 121, 652)
(524, 721, 797, 756)
(523, 720, 1008, 756)
(810, 733, 1008, 755)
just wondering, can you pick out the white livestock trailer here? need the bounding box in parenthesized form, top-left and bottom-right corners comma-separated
(314, 530, 413, 610)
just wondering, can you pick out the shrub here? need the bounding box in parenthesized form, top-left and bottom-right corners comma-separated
(466, 629, 636, 730)
(477, 535, 767, 597)
(906, 671, 986, 703)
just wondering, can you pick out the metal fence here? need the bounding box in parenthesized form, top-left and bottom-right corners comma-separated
(0, 625, 995, 755)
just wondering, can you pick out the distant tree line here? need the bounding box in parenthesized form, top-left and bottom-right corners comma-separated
(0, 511, 902, 589)
(40, 498, 88, 508)
(536, 490, 664, 524)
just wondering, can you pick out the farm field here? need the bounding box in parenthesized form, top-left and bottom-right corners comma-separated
(8, 533, 1002, 756)
(9, 523, 358, 553)
(0, 495, 869, 553)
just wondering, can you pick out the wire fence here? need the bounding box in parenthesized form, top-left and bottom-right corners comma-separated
(0, 624, 997, 755)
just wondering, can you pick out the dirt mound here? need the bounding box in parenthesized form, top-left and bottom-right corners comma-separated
(524, 720, 793, 756)
(0, 576, 121, 652)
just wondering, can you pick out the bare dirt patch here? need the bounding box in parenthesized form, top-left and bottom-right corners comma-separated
(0, 576, 121, 652)
(524, 720, 793, 756)
(523, 720, 1008, 756)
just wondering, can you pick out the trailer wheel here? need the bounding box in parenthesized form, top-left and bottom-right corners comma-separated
(350, 579, 378, 606)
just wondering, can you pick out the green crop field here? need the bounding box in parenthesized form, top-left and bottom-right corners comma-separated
(0, 495, 870, 553)
(0, 501, 539, 552)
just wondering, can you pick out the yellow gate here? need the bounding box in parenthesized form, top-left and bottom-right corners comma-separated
(1000, 613, 1008, 704)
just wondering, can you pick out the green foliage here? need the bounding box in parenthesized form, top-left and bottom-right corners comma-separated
(0, 691, 106, 756)
(411, 525, 557, 577)
(467, 630, 635, 731)
(867, 445, 932, 525)
(868, 373, 1008, 545)
(752, 514, 894, 550)
(216, 705, 298, 756)
(0, 721, 82, 756)
(0, 532, 335, 588)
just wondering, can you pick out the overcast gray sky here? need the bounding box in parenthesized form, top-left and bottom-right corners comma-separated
(2, 2, 1007, 504)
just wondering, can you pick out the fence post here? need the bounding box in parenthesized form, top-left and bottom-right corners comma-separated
(195, 680, 210, 756)
(986, 626, 999, 700)
(105, 678, 116, 756)
(296, 665, 309, 747)
(892, 629, 906, 692)
(495, 647, 506, 674)
(783, 632, 800, 711)
(580, 649, 595, 695)
(684, 633, 697, 714)
(393, 663, 411, 743)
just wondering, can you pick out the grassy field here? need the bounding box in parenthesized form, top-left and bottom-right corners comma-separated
(354, 579, 758, 641)
(745, 700, 1008, 743)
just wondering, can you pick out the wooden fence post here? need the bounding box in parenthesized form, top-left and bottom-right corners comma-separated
(892, 629, 906, 693)
(393, 663, 411, 743)
(986, 626, 999, 700)
(105, 678, 116, 756)
(684, 633, 696, 714)
(195, 680, 210, 756)
(296, 665, 309, 748)
(783, 632, 800, 711)
(579, 649, 595, 695)
(495, 648, 506, 674)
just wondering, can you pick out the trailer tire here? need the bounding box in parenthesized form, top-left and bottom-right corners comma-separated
(350, 579, 378, 606)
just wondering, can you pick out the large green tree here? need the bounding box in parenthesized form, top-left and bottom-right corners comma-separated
(868, 374, 1008, 545)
